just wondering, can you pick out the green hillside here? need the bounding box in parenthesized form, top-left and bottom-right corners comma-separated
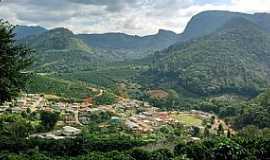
(148, 18, 270, 97)
(20, 28, 163, 72)
(25, 74, 97, 100)
(14, 25, 47, 40)
(24, 28, 92, 51)
(20, 28, 126, 72)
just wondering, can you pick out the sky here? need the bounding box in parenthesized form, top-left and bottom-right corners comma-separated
(0, 0, 270, 36)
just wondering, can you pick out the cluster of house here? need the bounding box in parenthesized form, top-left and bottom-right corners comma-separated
(0, 94, 220, 134)
(0, 94, 47, 114)
(0, 94, 169, 132)
(125, 111, 174, 133)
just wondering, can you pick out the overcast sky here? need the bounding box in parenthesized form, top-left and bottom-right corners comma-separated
(1, 0, 270, 35)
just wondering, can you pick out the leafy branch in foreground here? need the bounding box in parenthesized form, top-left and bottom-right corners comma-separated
(0, 20, 33, 103)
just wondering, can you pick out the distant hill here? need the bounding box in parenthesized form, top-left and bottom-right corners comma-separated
(14, 25, 47, 40)
(78, 29, 179, 50)
(24, 27, 93, 51)
(20, 28, 107, 72)
(148, 17, 270, 97)
(181, 10, 270, 40)
(18, 28, 181, 72)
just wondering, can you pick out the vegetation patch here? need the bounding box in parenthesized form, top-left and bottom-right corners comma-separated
(147, 89, 169, 99)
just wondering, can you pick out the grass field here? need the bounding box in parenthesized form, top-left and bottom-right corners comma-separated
(171, 113, 203, 126)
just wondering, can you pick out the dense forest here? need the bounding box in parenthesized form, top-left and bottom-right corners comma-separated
(149, 18, 270, 97)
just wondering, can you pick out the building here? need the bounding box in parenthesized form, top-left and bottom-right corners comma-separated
(111, 116, 121, 125)
(62, 126, 81, 136)
(126, 120, 139, 130)
(63, 111, 77, 124)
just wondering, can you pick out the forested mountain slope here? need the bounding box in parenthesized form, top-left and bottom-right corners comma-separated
(78, 29, 179, 50)
(150, 18, 270, 97)
(20, 28, 107, 72)
(181, 10, 270, 40)
(14, 25, 47, 40)
(18, 28, 180, 72)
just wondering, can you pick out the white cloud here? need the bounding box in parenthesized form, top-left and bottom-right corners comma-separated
(230, 0, 270, 12)
(0, 0, 270, 35)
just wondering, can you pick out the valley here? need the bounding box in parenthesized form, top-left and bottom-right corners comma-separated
(1, 6, 270, 160)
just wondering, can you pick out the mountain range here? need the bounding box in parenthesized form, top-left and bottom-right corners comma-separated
(15, 10, 270, 97)
(16, 26, 181, 71)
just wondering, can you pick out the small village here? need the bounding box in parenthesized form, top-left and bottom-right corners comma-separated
(0, 93, 230, 139)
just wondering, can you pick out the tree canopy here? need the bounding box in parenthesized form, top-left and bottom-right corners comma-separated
(0, 20, 32, 103)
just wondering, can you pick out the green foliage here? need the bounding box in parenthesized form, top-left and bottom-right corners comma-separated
(94, 91, 117, 105)
(86, 110, 112, 124)
(39, 111, 59, 131)
(131, 148, 151, 160)
(231, 90, 270, 129)
(150, 149, 174, 160)
(55, 64, 143, 90)
(191, 97, 270, 129)
(0, 114, 32, 139)
(0, 20, 33, 103)
(0, 114, 33, 153)
(174, 136, 270, 160)
(25, 74, 96, 100)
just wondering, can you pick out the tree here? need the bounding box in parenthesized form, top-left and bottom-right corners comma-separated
(212, 138, 245, 160)
(39, 111, 60, 131)
(94, 91, 116, 105)
(131, 148, 151, 160)
(203, 127, 210, 137)
(0, 21, 33, 104)
(150, 149, 173, 160)
(184, 142, 210, 160)
(217, 124, 224, 136)
(227, 129, 231, 138)
(190, 126, 201, 137)
(174, 142, 187, 157)
(0, 114, 33, 152)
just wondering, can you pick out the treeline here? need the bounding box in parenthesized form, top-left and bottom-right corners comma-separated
(1, 133, 269, 160)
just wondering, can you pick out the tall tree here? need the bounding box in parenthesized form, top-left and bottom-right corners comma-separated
(0, 20, 33, 103)
(39, 111, 60, 131)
